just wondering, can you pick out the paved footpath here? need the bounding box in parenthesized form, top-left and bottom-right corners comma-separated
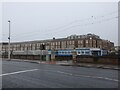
(4, 59, 119, 70)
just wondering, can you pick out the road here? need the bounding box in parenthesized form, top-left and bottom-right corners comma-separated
(2, 60, 119, 88)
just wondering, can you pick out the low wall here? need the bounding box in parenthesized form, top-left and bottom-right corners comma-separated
(76, 55, 119, 65)
(2, 55, 119, 65)
(55, 55, 72, 61)
(3, 55, 44, 60)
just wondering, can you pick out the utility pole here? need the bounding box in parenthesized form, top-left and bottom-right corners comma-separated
(8, 20, 11, 60)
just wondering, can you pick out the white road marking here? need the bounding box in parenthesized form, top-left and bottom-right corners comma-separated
(0, 69, 38, 77)
(1, 67, 118, 82)
(39, 69, 118, 82)
(57, 71, 73, 75)
(56, 71, 118, 82)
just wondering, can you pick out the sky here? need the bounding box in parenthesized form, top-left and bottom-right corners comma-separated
(1, 1, 119, 45)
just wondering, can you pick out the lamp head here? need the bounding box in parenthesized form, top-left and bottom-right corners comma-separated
(8, 20, 10, 23)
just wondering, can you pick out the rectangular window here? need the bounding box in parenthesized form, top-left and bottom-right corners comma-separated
(81, 51, 84, 54)
(56, 42, 57, 45)
(86, 40, 88, 43)
(72, 41, 74, 44)
(58, 42, 60, 45)
(53, 43, 55, 45)
(81, 40, 83, 44)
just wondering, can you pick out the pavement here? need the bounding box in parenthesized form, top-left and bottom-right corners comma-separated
(4, 59, 120, 70)
(2, 60, 119, 88)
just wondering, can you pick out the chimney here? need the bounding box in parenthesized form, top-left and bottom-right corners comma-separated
(53, 37, 55, 40)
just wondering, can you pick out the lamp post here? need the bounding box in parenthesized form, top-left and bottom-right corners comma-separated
(8, 20, 11, 60)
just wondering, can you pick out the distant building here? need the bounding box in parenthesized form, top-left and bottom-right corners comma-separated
(0, 33, 114, 53)
(110, 46, 120, 55)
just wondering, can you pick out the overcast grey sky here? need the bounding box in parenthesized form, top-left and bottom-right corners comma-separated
(2, 2, 118, 45)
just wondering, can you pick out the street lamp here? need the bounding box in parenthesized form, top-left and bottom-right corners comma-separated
(8, 20, 11, 60)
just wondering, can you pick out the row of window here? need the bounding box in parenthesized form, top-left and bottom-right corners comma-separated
(58, 51, 72, 54)
(1, 39, 113, 51)
(77, 51, 90, 54)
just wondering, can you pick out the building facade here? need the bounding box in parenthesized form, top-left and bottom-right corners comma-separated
(0, 33, 114, 55)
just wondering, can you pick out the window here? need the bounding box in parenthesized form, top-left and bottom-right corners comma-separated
(85, 51, 90, 54)
(78, 40, 80, 44)
(81, 51, 84, 54)
(86, 40, 88, 43)
(56, 42, 58, 45)
(53, 42, 55, 45)
(72, 41, 74, 44)
(65, 51, 67, 54)
(67, 41, 69, 44)
(57, 42, 60, 45)
(81, 40, 83, 44)
(68, 51, 71, 54)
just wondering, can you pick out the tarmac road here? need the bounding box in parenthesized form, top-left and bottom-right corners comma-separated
(2, 60, 119, 88)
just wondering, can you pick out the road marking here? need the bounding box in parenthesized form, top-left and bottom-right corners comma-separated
(56, 71, 118, 82)
(1, 67, 118, 82)
(0, 69, 38, 77)
(39, 69, 118, 82)
(57, 71, 73, 75)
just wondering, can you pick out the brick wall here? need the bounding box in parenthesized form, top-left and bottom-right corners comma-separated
(76, 55, 119, 65)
